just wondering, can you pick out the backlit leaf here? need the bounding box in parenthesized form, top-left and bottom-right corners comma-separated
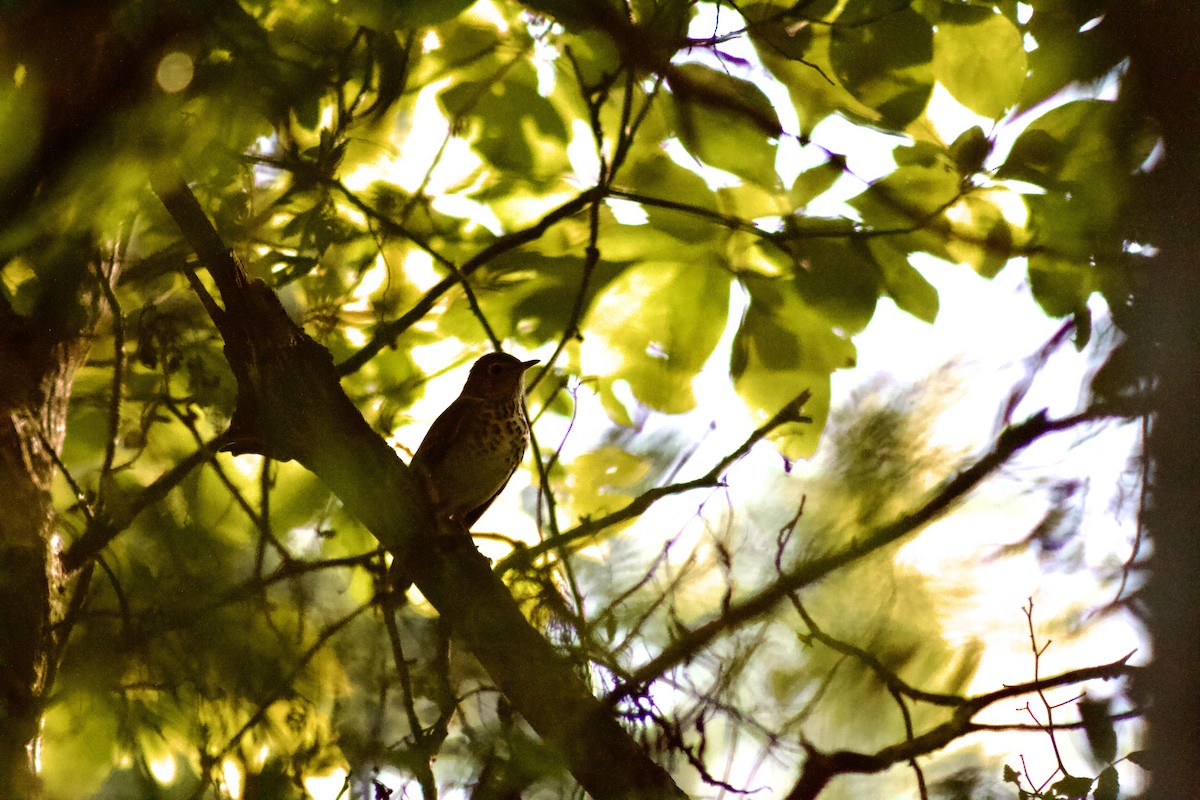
(731, 274, 857, 459)
(439, 64, 568, 175)
(869, 237, 939, 322)
(949, 125, 991, 177)
(627, 152, 719, 241)
(1094, 766, 1119, 800)
(669, 63, 781, 188)
(586, 260, 731, 416)
(741, 3, 816, 61)
(337, 0, 477, 29)
(568, 446, 649, 522)
(788, 236, 882, 335)
(934, 7, 1025, 118)
(829, 0, 934, 130)
(1050, 774, 1093, 800)
(789, 160, 844, 209)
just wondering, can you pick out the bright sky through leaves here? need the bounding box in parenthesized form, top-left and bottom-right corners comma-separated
(0, 0, 1154, 794)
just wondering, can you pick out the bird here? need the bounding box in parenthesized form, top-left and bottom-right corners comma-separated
(409, 352, 538, 530)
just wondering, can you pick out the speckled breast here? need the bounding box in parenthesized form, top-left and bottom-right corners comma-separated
(435, 397, 529, 517)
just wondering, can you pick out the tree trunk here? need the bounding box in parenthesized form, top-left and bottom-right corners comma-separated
(0, 252, 113, 797)
(1115, 2, 1200, 796)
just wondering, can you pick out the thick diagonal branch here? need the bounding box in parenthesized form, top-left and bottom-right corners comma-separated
(151, 174, 684, 800)
(612, 403, 1139, 702)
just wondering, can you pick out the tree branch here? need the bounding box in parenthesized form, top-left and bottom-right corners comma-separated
(334, 184, 604, 375)
(783, 654, 1136, 800)
(497, 389, 812, 575)
(151, 174, 684, 800)
(610, 403, 1140, 703)
(788, 595, 962, 708)
(61, 433, 229, 572)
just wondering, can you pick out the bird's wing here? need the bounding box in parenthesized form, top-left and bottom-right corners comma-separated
(411, 396, 471, 473)
(461, 470, 514, 528)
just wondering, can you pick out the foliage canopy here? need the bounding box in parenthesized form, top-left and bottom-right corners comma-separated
(0, 0, 1161, 798)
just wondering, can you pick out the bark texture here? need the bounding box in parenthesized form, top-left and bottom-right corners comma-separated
(154, 177, 686, 800)
(1116, 3, 1200, 796)
(0, 252, 112, 797)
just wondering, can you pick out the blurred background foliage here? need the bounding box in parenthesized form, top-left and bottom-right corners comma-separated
(0, 0, 1152, 797)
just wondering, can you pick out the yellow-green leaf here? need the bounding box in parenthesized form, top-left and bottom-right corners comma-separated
(669, 63, 781, 188)
(586, 260, 730, 416)
(934, 8, 1026, 119)
(829, 0, 934, 131)
(731, 274, 857, 459)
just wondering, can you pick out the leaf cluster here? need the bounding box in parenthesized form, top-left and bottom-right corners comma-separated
(0, 0, 1154, 796)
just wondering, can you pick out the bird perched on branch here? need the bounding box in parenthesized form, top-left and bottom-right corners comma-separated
(410, 352, 538, 530)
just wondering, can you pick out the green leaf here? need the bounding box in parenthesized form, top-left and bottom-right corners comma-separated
(868, 238, 939, 323)
(1001, 127, 1062, 187)
(949, 125, 991, 177)
(1029, 253, 1091, 320)
(943, 192, 1019, 279)
(893, 139, 944, 169)
(338, 0, 477, 29)
(1094, 766, 1119, 800)
(850, 163, 961, 229)
(1003, 764, 1021, 784)
(741, 3, 816, 61)
(998, 101, 1154, 219)
(439, 250, 628, 346)
(586, 260, 731, 416)
(635, 0, 692, 50)
(1019, 6, 1124, 110)
(669, 63, 781, 188)
(933, 7, 1025, 118)
(627, 152, 720, 241)
(438, 65, 568, 175)
(718, 182, 784, 222)
(829, 0, 934, 130)
(731, 274, 857, 459)
(567, 28, 623, 86)
(568, 446, 649, 521)
(789, 160, 844, 209)
(521, 0, 624, 32)
(787, 236, 882, 334)
(1050, 773, 1093, 800)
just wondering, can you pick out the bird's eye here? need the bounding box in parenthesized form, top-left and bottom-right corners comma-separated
(488, 363, 504, 376)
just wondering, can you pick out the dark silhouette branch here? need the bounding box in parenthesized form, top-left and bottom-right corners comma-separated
(783, 653, 1136, 800)
(334, 184, 604, 375)
(150, 173, 685, 800)
(380, 578, 441, 798)
(497, 389, 812, 575)
(789, 595, 962, 707)
(610, 402, 1140, 704)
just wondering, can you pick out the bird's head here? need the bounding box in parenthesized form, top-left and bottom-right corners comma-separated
(461, 352, 538, 399)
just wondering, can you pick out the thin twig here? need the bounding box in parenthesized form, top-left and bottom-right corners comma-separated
(609, 402, 1139, 702)
(335, 185, 603, 375)
(497, 389, 812, 574)
(97, 233, 129, 477)
(380, 580, 439, 798)
(781, 652, 1134, 800)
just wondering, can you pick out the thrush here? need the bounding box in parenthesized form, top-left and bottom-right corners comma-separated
(410, 352, 538, 529)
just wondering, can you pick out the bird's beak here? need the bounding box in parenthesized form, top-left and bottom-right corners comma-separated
(520, 359, 539, 371)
